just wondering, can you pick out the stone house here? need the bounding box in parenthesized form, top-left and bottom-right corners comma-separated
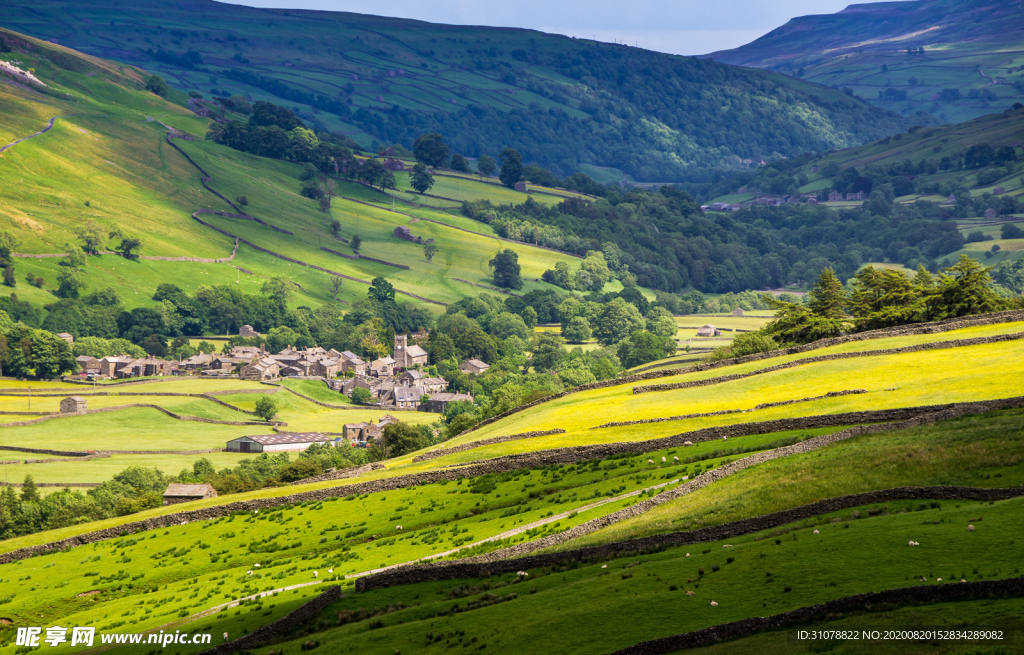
(370, 356, 395, 377)
(230, 346, 265, 360)
(239, 324, 260, 338)
(827, 191, 842, 202)
(459, 358, 490, 375)
(846, 191, 865, 201)
(393, 335, 428, 369)
(381, 385, 423, 409)
(984, 208, 998, 219)
(57, 332, 74, 344)
(697, 324, 722, 337)
(313, 358, 340, 378)
(59, 396, 87, 414)
(240, 357, 280, 381)
(418, 377, 448, 393)
(338, 351, 367, 375)
(422, 392, 474, 414)
(115, 358, 176, 378)
(182, 353, 215, 371)
(75, 356, 100, 375)
(162, 483, 218, 506)
(98, 355, 133, 378)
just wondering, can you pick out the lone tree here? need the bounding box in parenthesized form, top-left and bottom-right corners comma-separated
(330, 219, 341, 237)
(351, 234, 362, 251)
(254, 396, 278, 422)
(411, 163, 434, 194)
(449, 153, 471, 173)
(477, 155, 497, 177)
(498, 148, 523, 188)
(145, 74, 170, 97)
(489, 248, 523, 290)
(117, 236, 143, 259)
(424, 242, 438, 262)
(77, 222, 104, 254)
(413, 133, 449, 168)
(329, 274, 343, 300)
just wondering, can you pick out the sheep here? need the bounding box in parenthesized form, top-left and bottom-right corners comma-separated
(246, 570, 253, 576)
(516, 571, 529, 577)
(908, 540, 919, 546)
(685, 553, 690, 558)
(328, 568, 334, 574)
(937, 578, 942, 582)
(683, 441, 693, 446)
(813, 529, 819, 535)
(722, 436, 728, 441)
(723, 544, 733, 548)
(673, 456, 679, 462)
(181, 521, 187, 526)
(968, 524, 975, 532)
(601, 564, 607, 569)
(396, 525, 402, 531)
(648, 459, 655, 464)
(920, 577, 927, 582)
(685, 590, 695, 596)
(312, 571, 318, 578)
(661, 456, 666, 463)
(223, 633, 228, 642)
(961, 579, 966, 582)
(710, 601, 718, 606)
(254, 563, 261, 567)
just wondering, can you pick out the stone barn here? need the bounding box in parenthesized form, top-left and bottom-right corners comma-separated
(514, 181, 527, 192)
(697, 324, 722, 337)
(240, 324, 261, 338)
(226, 432, 341, 453)
(731, 308, 745, 317)
(162, 483, 217, 506)
(984, 208, 998, 219)
(60, 396, 87, 414)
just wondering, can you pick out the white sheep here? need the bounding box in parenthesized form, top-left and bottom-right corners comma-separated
(312, 571, 318, 578)
(920, 576, 927, 582)
(710, 600, 718, 606)
(813, 529, 819, 535)
(685, 590, 695, 596)
(908, 540, 919, 546)
(181, 521, 187, 526)
(648, 459, 654, 464)
(937, 578, 942, 582)
(601, 564, 607, 569)
(961, 579, 966, 582)
(246, 571, 253, 575)
(223, 632, 228, 642)
(722, 544, 733, 548)
(685, 553, 690, 558)
(722, 436, 728, 441)
(396, 525, 402, 531)
(968, 524, 975, 532)
(254, 563, 261, 567)
(683, 441, 693, 446)
(661, 456, 666, 463)
(673, 456, 679, 462)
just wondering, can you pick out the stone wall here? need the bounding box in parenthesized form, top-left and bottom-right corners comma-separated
(606, 577, 1024, 655)
(197, 585, 340, 655)
(3, 396, 1020, 566)
(412, 429, 567, 462)
(0, 403, 284, 430)
(633, 332, 1023, 395)
(453, 309, 1024, 438)
(290, 462, 385, 485)
(355, 485, 1024, 592)
(320, 246, 410, 270)
(592, 390, 867, 429)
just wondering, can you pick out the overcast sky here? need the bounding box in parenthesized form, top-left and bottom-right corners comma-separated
(220, 0, 855, 56)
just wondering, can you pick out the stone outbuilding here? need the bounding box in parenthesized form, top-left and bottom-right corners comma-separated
(984, 208, 998, 219)
(162, 483, 218, 506)
(697, 324, 722, 337)
(57, 332, 74, 344)
(60, 396, 87, 414)
(239, 324, 261, 338)
(514, 181, 527, 192)
(240, 357, 280, 380)
(459, 358, 490, 375)
(731, 308, 745, 317)
(421, 392, 474, 414)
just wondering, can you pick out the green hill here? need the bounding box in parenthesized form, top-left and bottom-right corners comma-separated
(0, 27, 586, 320)
(0, 0, 920, 181)
(705, 0, 1024, 124)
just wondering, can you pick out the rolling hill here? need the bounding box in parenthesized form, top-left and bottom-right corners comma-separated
(0, 0, 921, 181)
(705, 0, 1024, 124)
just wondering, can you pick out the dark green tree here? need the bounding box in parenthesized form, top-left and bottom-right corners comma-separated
(488, 249, 523, 290)
(145, 75, 170, 97)
(529, 332, 564, 371)
(368, 276, 396, 303)
(477, 155, 497, 176)
(498, 148, 523, 188)
(254, 396, 278, 421)
(20, 475, 40, 503)
(351, 234, 362, 251)
(449, 153, 471, 173)
(412, 133, 449, 168)
(410, 163, 435, 194)
(380, 422, 429, 458)
(807, 268, 846, 320)
(424, 242, 438, 262)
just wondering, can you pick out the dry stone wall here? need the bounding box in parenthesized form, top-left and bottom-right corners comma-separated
(0, 403, 283, 430)
(355, 485, 1024, 592)
(197, 585, 340, 655)
(455, 310, 1024, 438)
(3, 396, 1021, 566)
(412, 429, 566, 462)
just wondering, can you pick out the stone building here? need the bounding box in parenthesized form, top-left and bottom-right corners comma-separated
(422, 392, 474, 414)
(731, 308, 745, 317)
(240, 357, 280, 380)
(59, 396, 87, 414)
(393, 335, 428, 369)
(239, 324, 260, 338)
(514, 181, 527, 192)
(697, 324, 722, 337)
(226, 432, 339, 453)
(162, 483, 217, 506)
(459, 358, 490, 375)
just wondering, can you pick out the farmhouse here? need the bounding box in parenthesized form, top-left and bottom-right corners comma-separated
(338, 350, 367, 374)
(162, 483, 217, 506)
(422, 392, 474, 414)
(370, 356, 396, 377)
(459, 358, 490, 375)
(226, 432, 341, 453)
(846, 191, 865, 201)
(697, 324, 722, 337)
(984, 208, 998, 219)
(241, 357, 280, 381)
(75, 355, 100, 375)
(98, 355, 132, 378)
(59, 396, 87, 414)
(381, 385, 423, 409)
(827, 191, 842, 202)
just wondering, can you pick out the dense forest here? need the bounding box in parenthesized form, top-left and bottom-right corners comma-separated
(463, 185, 965, 293)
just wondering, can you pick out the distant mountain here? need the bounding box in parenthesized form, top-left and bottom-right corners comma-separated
(704, 0, 1024, 124)
(0, 0, 918, 182)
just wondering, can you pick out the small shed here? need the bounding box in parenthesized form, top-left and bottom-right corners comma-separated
(60, 396, 87, 414)
(57, 332, 74, 344)
(162, 483, 218, 506)
(514, 181, 527, 192)
(240, 324, 261, 338)
(697, 324, 722, 337)
(731, 308, 745, 317)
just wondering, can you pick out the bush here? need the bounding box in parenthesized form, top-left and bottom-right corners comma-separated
(729, 332, 779, 357)
(350, 387, 372, 405)
(254, 397, 278, 421)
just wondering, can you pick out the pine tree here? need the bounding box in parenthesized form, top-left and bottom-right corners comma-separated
(807, 267, 846, 319)
(20, 474, 40, 503)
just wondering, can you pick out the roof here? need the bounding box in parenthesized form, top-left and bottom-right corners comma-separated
(76, 355, 98, 362)
(340, 350, 361, 361)
(163, 483, 214, 497)
(371, 356, 396, 366)
(463, 358, 489, 369)
(400, 369, 425, 379)
(64, 396, 86, 402)
(391, 387, 423, 402)
(231, 432, 341, 446)
(405, 345, 427, 358)
(57, 332, 73, 337)
(428, 392, 474, 403)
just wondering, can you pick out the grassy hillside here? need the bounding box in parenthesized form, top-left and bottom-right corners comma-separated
(0, 0, 919, 181)
(0, 27, 586, 318)
(705, 0, 1024, 123)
